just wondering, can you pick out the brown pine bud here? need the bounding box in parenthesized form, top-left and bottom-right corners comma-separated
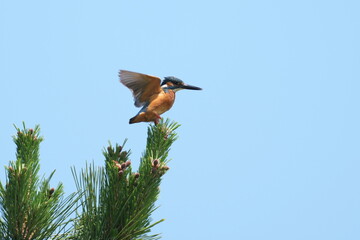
(29, 129, 34, 134)
(125, 160, 131, 167)
(151, 167, 157, 174)
(48, 188, 55, 198)
(134, 172, 140, 178)
(115, 163, 122, 170)
(118, 170, 124, 177)
(116, 145, 123, 152)
(153, 159, 159, 167)
(121, 163, 126, 170)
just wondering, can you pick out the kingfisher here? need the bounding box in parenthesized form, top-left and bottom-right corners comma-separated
(119, 70, 202, 124)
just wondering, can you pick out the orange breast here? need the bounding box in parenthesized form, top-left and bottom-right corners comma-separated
(147, 90, 175, 115)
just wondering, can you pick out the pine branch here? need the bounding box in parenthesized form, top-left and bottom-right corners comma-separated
(0, 123, 80, 240)
(72, 119, 180, 240)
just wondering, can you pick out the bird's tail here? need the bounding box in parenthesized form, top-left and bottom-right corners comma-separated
(129, 114, 145, 124)
(129, 116, 137, 124)
(128, 112, 158, 124)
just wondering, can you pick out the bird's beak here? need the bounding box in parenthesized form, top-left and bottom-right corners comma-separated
(182, 84, 202, 90)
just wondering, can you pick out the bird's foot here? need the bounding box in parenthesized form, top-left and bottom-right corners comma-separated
(154, 114, 162, 125)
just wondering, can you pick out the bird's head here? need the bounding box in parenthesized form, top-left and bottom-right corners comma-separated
(161, 76, 202, 92)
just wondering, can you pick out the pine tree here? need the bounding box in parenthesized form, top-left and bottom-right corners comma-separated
(0, 119, 179, 240)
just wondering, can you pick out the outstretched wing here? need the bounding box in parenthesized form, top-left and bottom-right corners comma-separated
(119, 70, 162, 107)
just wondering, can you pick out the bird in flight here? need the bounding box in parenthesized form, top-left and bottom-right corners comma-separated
(119, 70, 202, 124)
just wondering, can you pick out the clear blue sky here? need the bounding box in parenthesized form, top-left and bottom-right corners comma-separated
(1, 0, 360, 239)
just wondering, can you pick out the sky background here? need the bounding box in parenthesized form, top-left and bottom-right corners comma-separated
(1, 0, 360, 239)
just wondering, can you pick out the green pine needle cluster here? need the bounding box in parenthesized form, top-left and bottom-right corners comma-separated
(0, 123, 80, 240)
(72, 119, 180, 240)
(0, 119, 180, 240)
